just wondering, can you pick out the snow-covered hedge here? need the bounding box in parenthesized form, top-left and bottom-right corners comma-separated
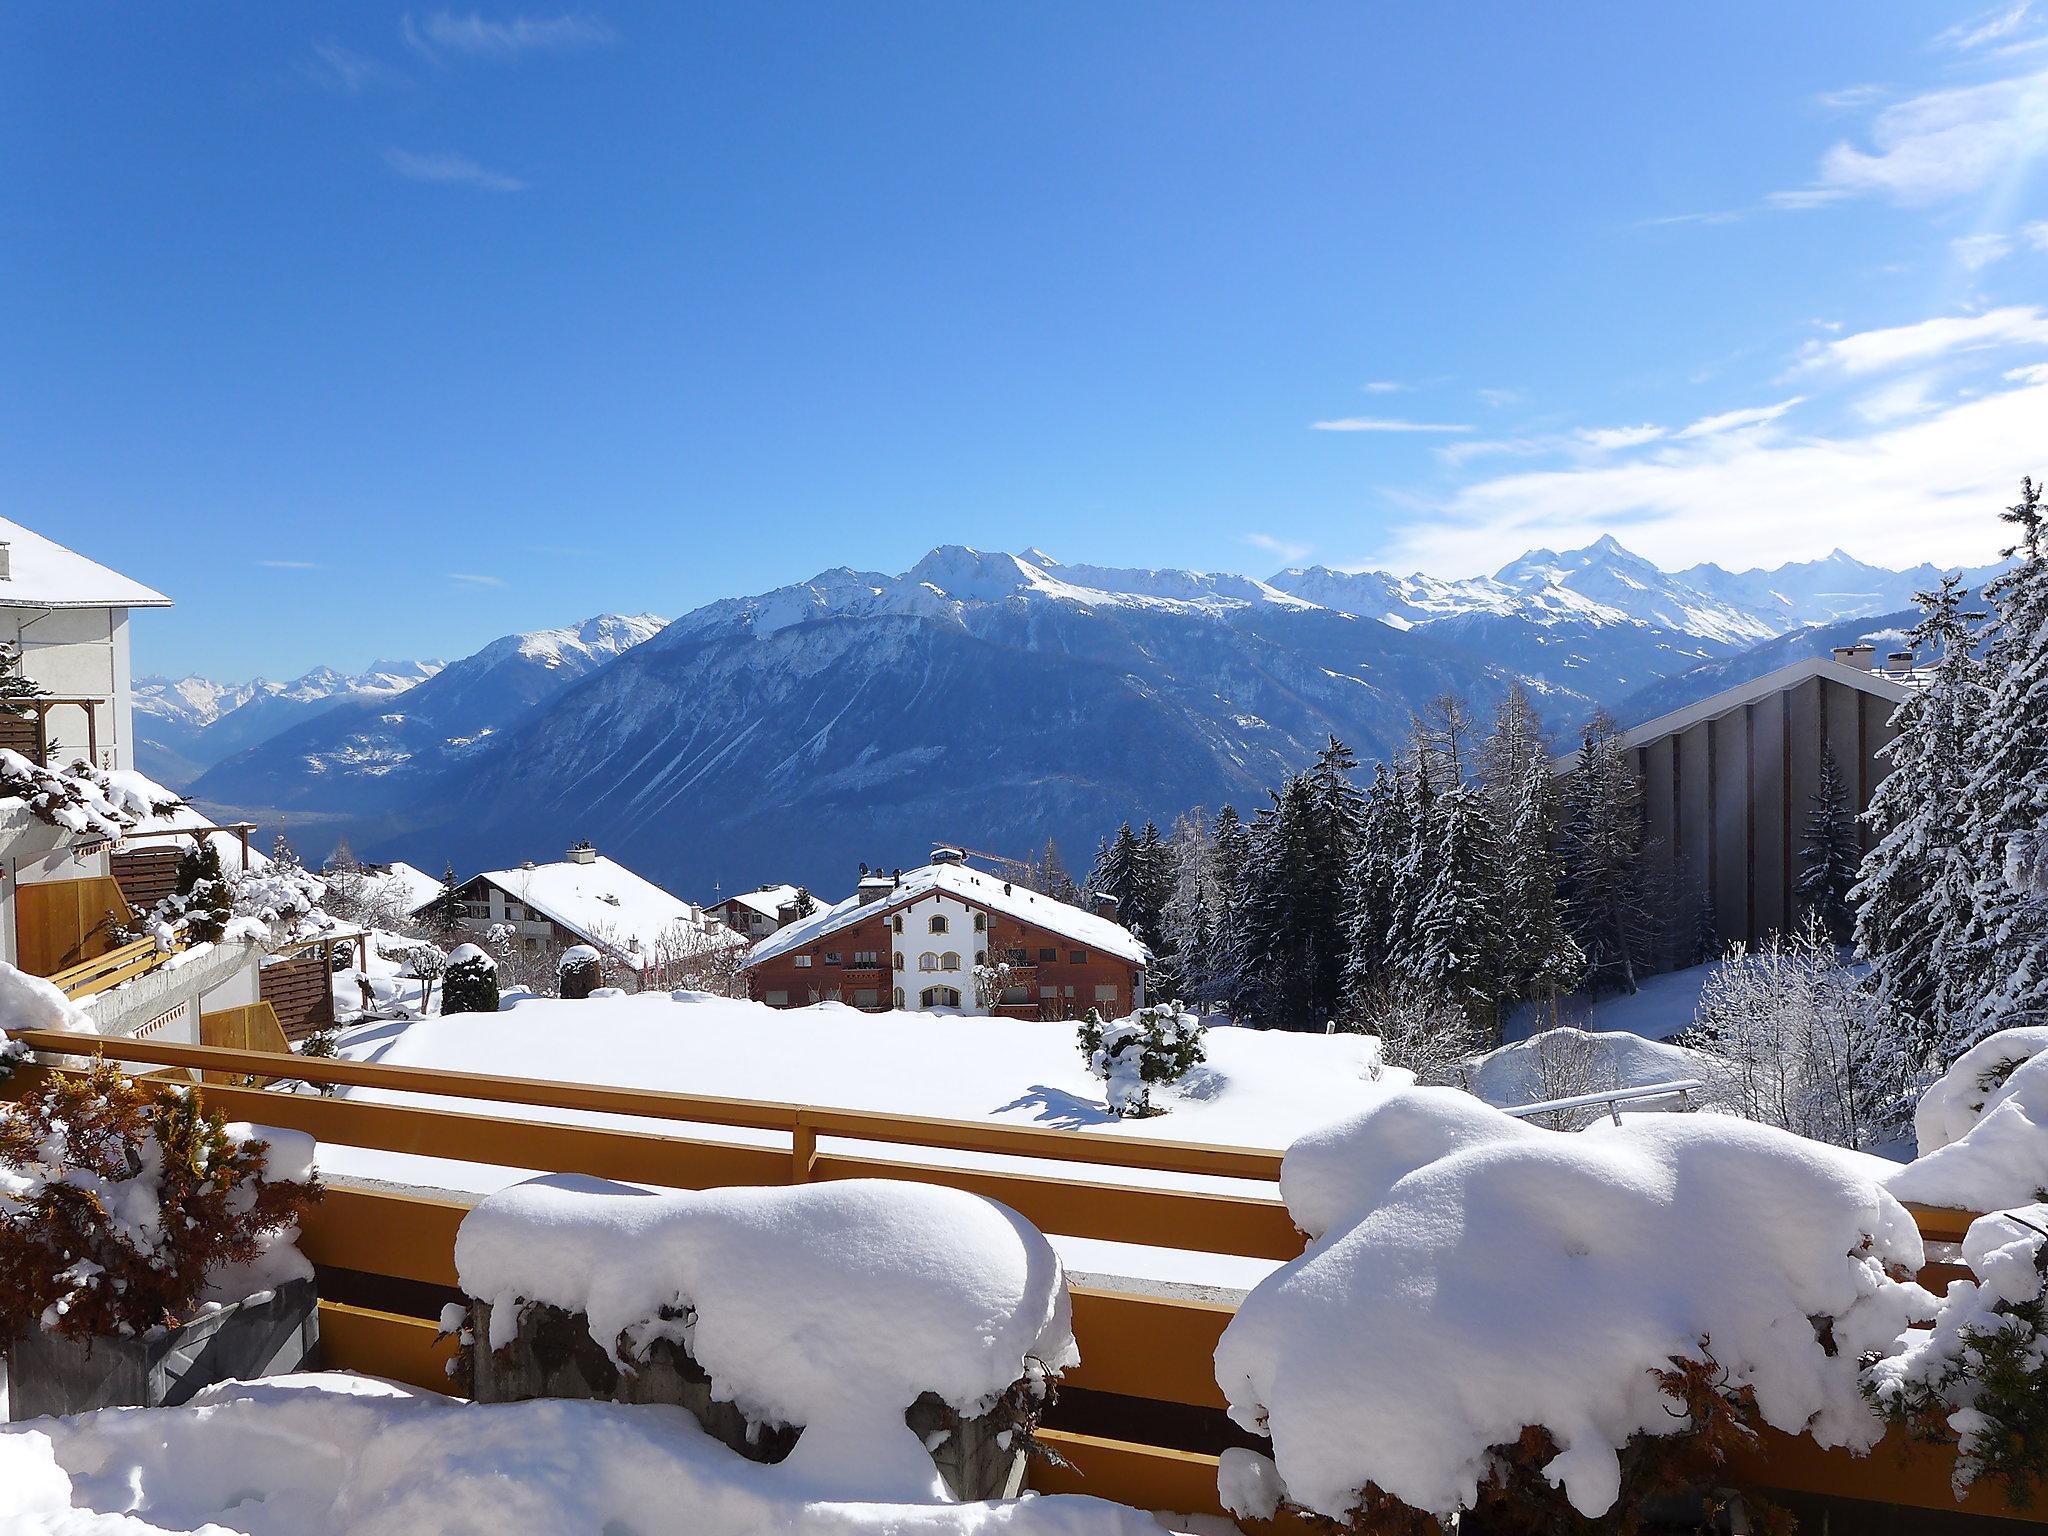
(442, 943, 501, 1015)
(1867, 1205, 2048, 1507)
(454, 1174, 1075, 1500)
(1076, 1003, 1206, 1117)
(1215, 1088, 1934, 1524)
(0, 751, 182, 839)
(1890, 1027, 2048, 1212)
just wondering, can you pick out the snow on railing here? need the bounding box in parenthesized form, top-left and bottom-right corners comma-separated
(1499, 1077, 1706, 1126)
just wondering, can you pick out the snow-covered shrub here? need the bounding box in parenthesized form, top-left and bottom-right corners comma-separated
(1866, 1206, 2048, 1508)
(1340, 977, 1476, 1087)
(0, 1032, 24, 1085)
(1685, 917, 1879, 1149)
(558, 943, 603, 999)
(454, 1174, 1077, 1500)
(166, 838, 232, 945)
(442, 943, 500, 1015)
(1077, 1003, 1206, 1117)
(0, 1062, 321, 1340)
(1216, 1088, 1933, 1526)
(1889, 1027, 2048, 1211)
(0, 752, 182, 839)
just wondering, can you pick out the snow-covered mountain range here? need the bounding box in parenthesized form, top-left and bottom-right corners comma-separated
(134, 660, 443, 786)
(172, 537, 1989, 895)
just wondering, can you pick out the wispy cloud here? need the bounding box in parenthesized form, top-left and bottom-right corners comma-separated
(1242, 532, 1311, 565)
(403, 10, 615, 60)
(2025, 219, 2048, 249)
(1475, 387, 1523, 408)
(1362, 380, 1406, 394)
(1954, 231, 2016, 268)
(306, 40, 403, 93)
(1797, 306, 2048, 373)
(1671, 397, 1804, 438)
(449, 572, 507, 587)
(1372, 371, 2048, 576)
(258, 559, 322, 571)
(385, 147, 527, 192)
(1853, 372, 1941, 423)
(1313, 417, 1472, 433)
(1937, 2, 2034, 51)
(1772, 66, 2048, 206)
(1574, 424, 1665, 451)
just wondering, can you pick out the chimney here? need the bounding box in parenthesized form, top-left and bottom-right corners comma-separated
(1832, 644, 1876, 670)
(565, 841, 597, 865)
(1887, 651, 1915, 674)
(931, 845, 965, 866)
(856, 873, 893, 906)
(1090, 891, 1119, 921)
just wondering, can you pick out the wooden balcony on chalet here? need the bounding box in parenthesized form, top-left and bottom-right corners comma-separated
(0, 695, 114, 770)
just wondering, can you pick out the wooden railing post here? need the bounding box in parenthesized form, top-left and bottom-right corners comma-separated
(791, 1114, 817, 1184)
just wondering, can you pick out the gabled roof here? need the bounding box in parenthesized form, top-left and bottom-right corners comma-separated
(433, 854, 735, 968)
(0, 518, 171, 609)
(745, 861, 1147, 968)
(1554, 655, 1917, 771)
(715, 883, 800, 919)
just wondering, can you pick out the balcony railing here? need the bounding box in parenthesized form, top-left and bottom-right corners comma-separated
(0, 1028, 2020, 1530)
(46, 936, 171, 1000)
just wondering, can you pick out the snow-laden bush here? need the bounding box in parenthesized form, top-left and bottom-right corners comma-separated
(1866, 1206, 2048, 1508)
(442, 943, 500, 1016)
(1215, 1088, 1934, 1526)
(1340, 977, 1476, 1087)
(1077, 1003, 1205, 1117)
(0, 752, 182, 839)
(0, 1062, 321, 1339)
(455, 1174, 1076, 1501)
(0, 1032, 24, 1086)
(1890, 1027, 2048, 1211)
(1684, 917, 1882, 1149)
(558, 943, 603, 1000)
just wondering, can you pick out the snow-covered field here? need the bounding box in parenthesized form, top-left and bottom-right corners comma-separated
(1504, 962, 1720, 1044)
(323, 993, 1405, 1290)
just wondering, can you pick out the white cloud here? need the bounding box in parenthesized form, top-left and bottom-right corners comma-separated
(1243, 532, 1312, 565)
(385, 148, 527, 192)
(1312, 416, 1472, 433)
(258, 559, 322, 571)
(1774, 67, 2048, 206)
(1574, 424, 1665, 451)
(403, 10, 614, 59)
(1362, 380, 1406, 394)
(2025, 219, 2048, 249)
(1371, 373, 2047, 576)
(1954, 231, 2016, 268)
(1798, 306, 2048, 373)
(1475, 387, 1523, 408)
(449, 572, 507, 587)
(1671, 397, 1804, 438)
(1937, 2, 2033, 51)
(1852, 372, 1940, 423)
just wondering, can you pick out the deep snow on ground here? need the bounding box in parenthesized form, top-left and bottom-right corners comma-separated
(0, 1372, 1176, 1536)
(319, 993, 1406, 1290)
(1503, 962, 1719, 1045)
(1460, 1026, 1717, 1113)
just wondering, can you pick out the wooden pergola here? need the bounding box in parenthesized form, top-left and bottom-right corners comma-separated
(0, 696, 108, 768)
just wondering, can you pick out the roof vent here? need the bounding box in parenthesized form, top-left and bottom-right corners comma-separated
(566, 841, 597, 865)
(1832, 644, 1876, 670)
(1887, 651, 1915, 673)
(0, 543, 12, 581)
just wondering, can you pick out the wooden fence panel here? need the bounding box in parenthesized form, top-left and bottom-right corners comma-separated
(261, 954, 334, 1040)
(15, 876, 131, 976)
(110, 847, 183, 913)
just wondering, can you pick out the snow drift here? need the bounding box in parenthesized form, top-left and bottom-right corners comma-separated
(1890, 1027, 2048, 1211)
(1215, 1089, 1933, 1522)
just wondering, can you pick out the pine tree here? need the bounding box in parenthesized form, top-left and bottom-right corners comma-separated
(172, 839, 232, 945)
(1153, 813, 1219, 1005)
(1559, 710, 1656, 995)
(1208, 804, 1254, 1016)
(270, 830, 301, 871)
(1033, 838, 1081, 903)
(1851, 575, 1990, 1082)
(1478, 687, 1583, 1015)
(0, 644, 44, 719)
(792, 886, 817, 918)
(1236, 739, 1364, 1028)
(1795, 747, 1861, 943)
(1398, 780, 1507, 1028)
(1956, 477, 2048, 1046)
(1090, 825, 1140, 927)
(429, 863, 465, 941)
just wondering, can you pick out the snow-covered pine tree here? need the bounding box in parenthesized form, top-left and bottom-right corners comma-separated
(1851, 575, 1990, 1088)
(1153, 812, 1218, 1005)
(1208, 804, 1254, 1017)
(1795, 747, 1861, 943)
(792, 886, 817, 918)
(1478, 687, 1583, 1016)
(1956, 477, 2048, 1047)
(1559, 710, 1656, 995)
(270, 831, 301, 871)
(171, 838, 232, 945)
(1339, 763, 1405, 1014)
(429, 863, 465, 942)
(1236, 740, 1363, 1029)
(1090, 824, 1140, 924)
(0, 643, 45, 722)
(1398, 779, 1507, 1031)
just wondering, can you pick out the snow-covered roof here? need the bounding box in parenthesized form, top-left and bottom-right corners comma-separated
(716, 883, 801, 919)
(455, 854, 729, 968)
(1553, 655, 1917, 772)
(365, 860, 441, 913)
(746, 861, 1147, 967)
(0, 517, 171, 610)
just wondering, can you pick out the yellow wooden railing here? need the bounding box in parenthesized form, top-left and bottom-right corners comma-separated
(0, 1028, 2032, 1527)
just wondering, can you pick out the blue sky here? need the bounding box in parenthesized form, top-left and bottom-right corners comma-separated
(5, 4, 2048, 677)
